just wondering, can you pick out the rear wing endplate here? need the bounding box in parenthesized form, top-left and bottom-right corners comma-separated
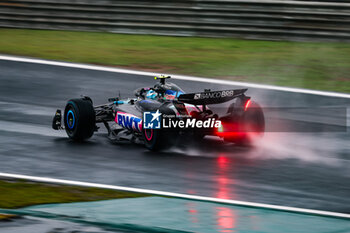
(178, 89, 247, 105)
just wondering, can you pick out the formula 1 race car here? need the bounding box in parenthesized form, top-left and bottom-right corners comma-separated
(52, 75, 264, 151)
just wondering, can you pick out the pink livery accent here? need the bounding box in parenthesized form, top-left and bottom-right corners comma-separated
(144, 129, 153, 141)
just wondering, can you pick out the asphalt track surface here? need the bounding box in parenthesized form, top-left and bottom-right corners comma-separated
(0, 59, 349, 213)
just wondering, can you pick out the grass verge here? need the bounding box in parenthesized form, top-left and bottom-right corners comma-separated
(0, 28, 349, 92)
(0, 179, 148, 209)
(0, 214, 17, 221)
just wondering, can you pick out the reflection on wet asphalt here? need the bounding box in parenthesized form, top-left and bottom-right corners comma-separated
(4, 197, 350, 233)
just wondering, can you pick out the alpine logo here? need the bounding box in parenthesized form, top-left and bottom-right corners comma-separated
(194, 93, 201, 99)
(116, 112, 142, 132)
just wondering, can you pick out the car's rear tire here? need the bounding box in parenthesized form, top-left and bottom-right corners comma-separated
(142, 105, 179, 151)
(224, 101, 265, 146)
(64, 98, 95, 141)
(143, 128, 178, 151)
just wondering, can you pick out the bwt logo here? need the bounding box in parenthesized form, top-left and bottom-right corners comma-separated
(116, 112, 142, 132)
(143, 110, 162, 129)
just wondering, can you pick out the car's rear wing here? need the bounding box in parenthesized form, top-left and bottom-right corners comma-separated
(177, 89, 247, 105)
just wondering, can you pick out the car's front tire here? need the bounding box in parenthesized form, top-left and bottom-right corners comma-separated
(64, 98, 95, 141)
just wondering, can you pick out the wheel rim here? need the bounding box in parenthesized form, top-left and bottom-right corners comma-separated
(66, 109, 75, 130)
(144, 129, 153, 141)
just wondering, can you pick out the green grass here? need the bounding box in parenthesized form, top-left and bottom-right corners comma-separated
(0, 28, 349, 92)
(0, 214, 17, 221)
(0, 214, 16, 220)
(0, 179, 148, 209)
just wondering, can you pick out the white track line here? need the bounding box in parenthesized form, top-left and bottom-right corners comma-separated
(1, 54, 350, 99)
(0, 172, 349, 219)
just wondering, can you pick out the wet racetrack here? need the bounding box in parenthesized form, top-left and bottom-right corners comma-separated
(0, 59, 349, 213)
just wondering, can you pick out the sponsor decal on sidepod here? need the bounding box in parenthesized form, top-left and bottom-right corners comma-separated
(116, 112, 142, 132)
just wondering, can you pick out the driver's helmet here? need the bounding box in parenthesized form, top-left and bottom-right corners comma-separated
(146, 90, 157, 100)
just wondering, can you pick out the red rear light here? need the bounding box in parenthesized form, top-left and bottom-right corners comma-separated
(244, 99, 251, 111)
